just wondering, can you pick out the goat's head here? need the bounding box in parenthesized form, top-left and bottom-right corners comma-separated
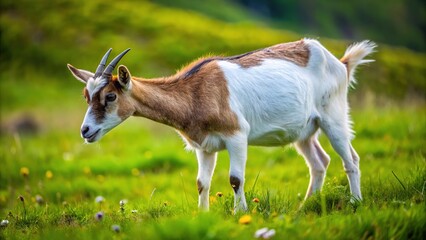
(67, 49, 135, 143)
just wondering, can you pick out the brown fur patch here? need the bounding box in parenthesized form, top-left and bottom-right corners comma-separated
(177, 56, 216, 79)
(89, 90, 106, 123)
(83, 88, 90, 104)
(229, 40, 310, 68)
(130, 61, 240, 145)
(340, 58, 349, 66)
(197, 179, 204, 195)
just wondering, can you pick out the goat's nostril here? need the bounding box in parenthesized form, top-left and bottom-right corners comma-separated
(81, 126, 90, 136)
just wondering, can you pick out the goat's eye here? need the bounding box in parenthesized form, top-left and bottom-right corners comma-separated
(105, 93, 117, 102)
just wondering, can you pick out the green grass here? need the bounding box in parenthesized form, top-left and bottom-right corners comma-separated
(1, 76, 425, 239)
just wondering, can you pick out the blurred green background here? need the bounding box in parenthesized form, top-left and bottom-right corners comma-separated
(0, 1, 425, 239)
(0, 0, 425, 109)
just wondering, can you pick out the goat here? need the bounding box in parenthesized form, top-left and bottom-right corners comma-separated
(67, 39, 376, 212)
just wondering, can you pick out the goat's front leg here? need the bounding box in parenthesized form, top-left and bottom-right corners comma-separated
(226, 133, 248, 212)
(196, 149, 217, 211)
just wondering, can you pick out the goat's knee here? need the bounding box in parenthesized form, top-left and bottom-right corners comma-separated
(229, 175, 247, 212)
(197, 178, 210, 210)
(197, 179, 204, 195)
(230, 175, 241, 193)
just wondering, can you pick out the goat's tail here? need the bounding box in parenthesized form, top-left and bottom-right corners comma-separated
(340, 40, 377, 85)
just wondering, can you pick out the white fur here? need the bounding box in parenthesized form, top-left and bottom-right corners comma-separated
(219, 59, 314, 146)
(81, 106, 98, 143)
(81, 108, 122, 143)
(86, 77, 108, 99)
(195, 39, 375, 211)
(343, 40, 377, 86)
(100, 110, 123, 134)
(196, 150, 217, 210)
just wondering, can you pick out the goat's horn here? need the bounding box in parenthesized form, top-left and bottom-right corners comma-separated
(94, 48, 112, 78)
(103, 48, 131, 77)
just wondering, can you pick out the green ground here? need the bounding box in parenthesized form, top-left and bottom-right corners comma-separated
(0, 76, 425, 239)
(1, 1, 425, 239)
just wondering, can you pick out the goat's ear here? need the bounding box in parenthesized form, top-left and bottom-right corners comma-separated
(67, 64, 94, 84)
(117, 65, 132, 90)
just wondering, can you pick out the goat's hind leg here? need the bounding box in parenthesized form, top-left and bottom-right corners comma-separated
(319, 119, 362, 201)
(314, 139, 330, 169)
(296, 136, 330, 200)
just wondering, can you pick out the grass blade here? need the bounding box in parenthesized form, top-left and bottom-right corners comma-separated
(250, 170, 262, 193)
(392, 171, 406, 191)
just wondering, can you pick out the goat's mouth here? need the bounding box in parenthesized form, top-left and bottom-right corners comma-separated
(84, 129, 101, 143)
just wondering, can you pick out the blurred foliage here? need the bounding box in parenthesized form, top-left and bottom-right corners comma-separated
(0, 0, 425, 101)
(155, 0, 426, 52)
(151, 0, 258, 23)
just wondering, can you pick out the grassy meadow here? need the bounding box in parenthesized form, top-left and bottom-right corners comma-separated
(1, 96, 425, 239)
(1, 0, 425, 239)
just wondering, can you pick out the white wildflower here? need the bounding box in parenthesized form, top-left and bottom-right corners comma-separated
(95, 196, 105, 203)
(254, 228, 269, 238)
(263, 229, 276, 239)
(111, 224, 121, 233)
(119, 199, 128, 206)
(1, 220, 9, 227)
(35, 195, 44, 204)
(94, 211, 104, 221)
(255, 227, 276, 239)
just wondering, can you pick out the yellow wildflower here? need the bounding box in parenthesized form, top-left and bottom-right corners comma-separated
(20, 167, 29, 177)
(83, 167, 91, 175)
(131, 168, 140, 176)
(238, 214, 252, 225)
(209, 196, 217, 204)
(45, 170, 53, 179)
(97, 175, 105, 182)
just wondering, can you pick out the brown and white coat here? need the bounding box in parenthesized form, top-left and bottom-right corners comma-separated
(68, 39, 376, 211)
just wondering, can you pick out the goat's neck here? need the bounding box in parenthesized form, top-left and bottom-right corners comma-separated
(129, 77, 192, 131)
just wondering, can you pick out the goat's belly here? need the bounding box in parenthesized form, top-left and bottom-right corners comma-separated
(248, 129, 295, 146)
